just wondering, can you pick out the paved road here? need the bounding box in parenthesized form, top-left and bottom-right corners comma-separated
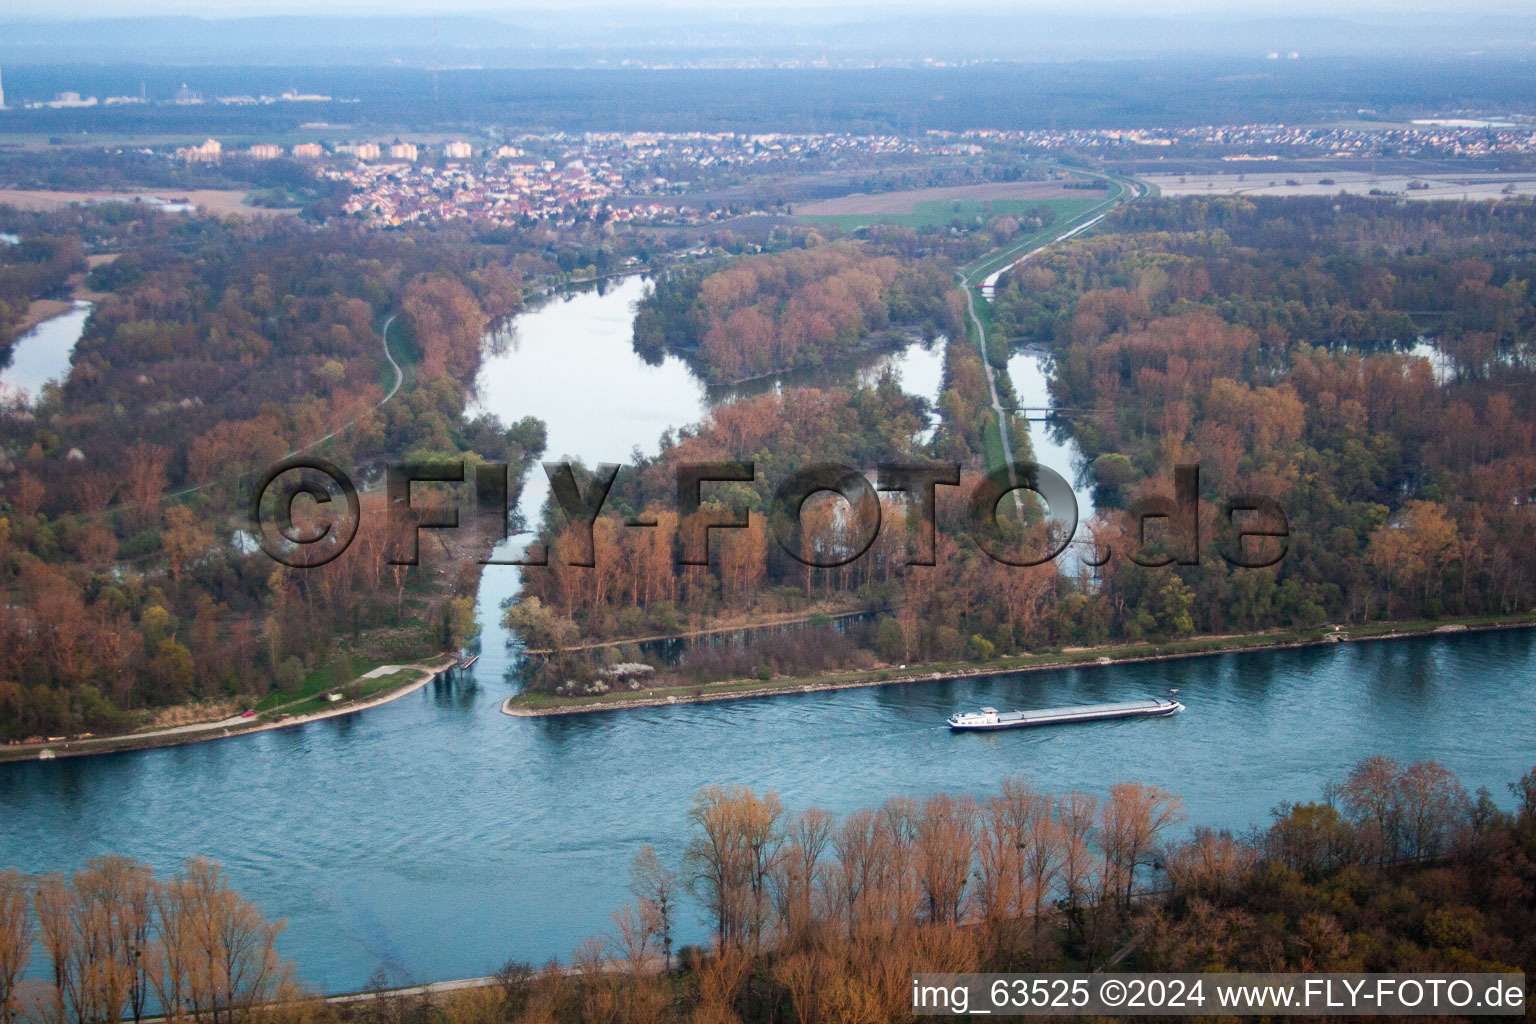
(957, 173, 1142, 519)
(5, 660, 451, 762)
(86, 312, 407, 524)
(289, 313, 403, 456)
(960, 280, 1026, 519)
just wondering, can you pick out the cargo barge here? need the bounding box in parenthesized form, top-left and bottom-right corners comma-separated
(946, 697, 1183, 731)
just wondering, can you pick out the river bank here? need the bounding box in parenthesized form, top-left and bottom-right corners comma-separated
(0, 655, 459, 764)
(9, 594, 1533, 992)
(503, 612, 1536, 716)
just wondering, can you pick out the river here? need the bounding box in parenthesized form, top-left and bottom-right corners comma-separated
(0, 300, 93, 405)
(2, 281, 1534, 995)
(464, 276, 944, 683)
(3, 629, 1532, 993)
(1007, 345, 1095, 523)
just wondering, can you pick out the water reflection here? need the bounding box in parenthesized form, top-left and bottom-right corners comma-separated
(466, 278, 957, 692)
(468, 276, 709, 529)
(1006, 344, 1096, 523)
(5, 274, 1535, 996)
(0, 301, 93, 405)
(710, 334, 946, 417)
(7, 627, 1528, 993)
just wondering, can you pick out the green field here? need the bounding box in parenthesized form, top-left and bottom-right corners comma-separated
(802, 195, 1107, 233)
(254, 653, 377, 712)
(959, 179, 1133, 283)
(378, 313, 418, 393)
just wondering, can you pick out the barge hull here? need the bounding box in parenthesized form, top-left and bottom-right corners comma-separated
(948, 698, 1182, 731)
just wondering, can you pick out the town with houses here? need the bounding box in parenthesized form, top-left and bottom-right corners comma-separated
(177, 130, 982, 228)
(163, 119, 1536, 230)
(7, 93, 1527, 230)
(952, 118, 1536, 160)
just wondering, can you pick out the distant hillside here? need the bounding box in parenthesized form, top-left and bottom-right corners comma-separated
(2, 58, 1536, 137)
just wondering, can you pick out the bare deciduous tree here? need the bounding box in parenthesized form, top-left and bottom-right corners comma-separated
(684, 786, 784, 951)
(1338, 754, 1403, 864)
(1102, 782, 1186, 909)
(629, 846, 679, 966)
(0, 871, 30, 1024)
(1394, 760, 1470, 860)
(913, 794, 976, 925)
(1166, 828, 1257, 903)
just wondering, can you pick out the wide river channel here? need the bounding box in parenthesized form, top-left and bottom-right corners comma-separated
(2, 279, 1534, 993)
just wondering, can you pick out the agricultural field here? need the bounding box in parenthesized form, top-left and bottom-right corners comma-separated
(796, 179, 1102, 229)
(1143, 170, 1536, 200)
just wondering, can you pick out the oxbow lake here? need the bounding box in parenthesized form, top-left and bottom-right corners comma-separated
(2, 280, 1533, 994)
(0, 301, 93, 405)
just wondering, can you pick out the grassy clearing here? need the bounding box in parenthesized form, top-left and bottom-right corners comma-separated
(806, 196, 1105, 233)
(255, 654, 373, 712)
(959, 186, 1128, 283)
(254, 654, 437, 714)
(269, 668, 420, 718)
(379, 315, 419, 393)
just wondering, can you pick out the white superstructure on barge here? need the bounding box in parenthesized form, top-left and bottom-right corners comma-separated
(947, 697, 1183, 731)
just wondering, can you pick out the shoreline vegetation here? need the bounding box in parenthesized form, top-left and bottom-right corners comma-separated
(3, 761, 1529, 1015)
(0, 654, 458, 764)
(503, 612, 1536, 717)
(519, 606, 871, 655)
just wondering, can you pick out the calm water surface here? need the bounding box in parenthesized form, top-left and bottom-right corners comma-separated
(1007, 345, 1096, 523)
(3, 631, 1532, 993)
(0, 301, 92, 405)
(3, 282, 1533, 994)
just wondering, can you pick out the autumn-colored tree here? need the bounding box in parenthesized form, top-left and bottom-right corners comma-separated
(11, 473, 46, 520)
(629, 846, 679, 965)
(1264, 802, 1354, 880)
(1166, 828, 1257, 903)
(1338, 754, 1403, 865)
(152, 857, 290, 1024)
(402, 275, 486, 382)
(772, 808, 833, 947)
(913, 794, 975, 926)
(33, 873, 79, 1024)
(0, 870, 29, 1024)
(1100, 782, 1185, 911)
(122, 444, 170, 531)
(163, 505, 213, 585)
(684, 786, 784, 950)
(1054, 791, 1098, 949)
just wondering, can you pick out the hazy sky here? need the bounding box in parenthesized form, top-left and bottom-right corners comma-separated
(8, 0, 1530, 17)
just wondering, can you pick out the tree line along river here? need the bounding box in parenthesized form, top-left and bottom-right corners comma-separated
(2, 279, 1533, 994)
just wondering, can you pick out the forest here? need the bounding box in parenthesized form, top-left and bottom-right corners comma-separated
(633, 242, 958, 384)
(2, 759, 1530, 1023)
(8, 59, 1536, 134)
(0, 205, 543, 739)
(0, 232, 82, 358)
(7, 182, 1536, 730)
(993, 195, 1536, 628)
(509, 378, 939, 685)
(504, 193, 1536, 697)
